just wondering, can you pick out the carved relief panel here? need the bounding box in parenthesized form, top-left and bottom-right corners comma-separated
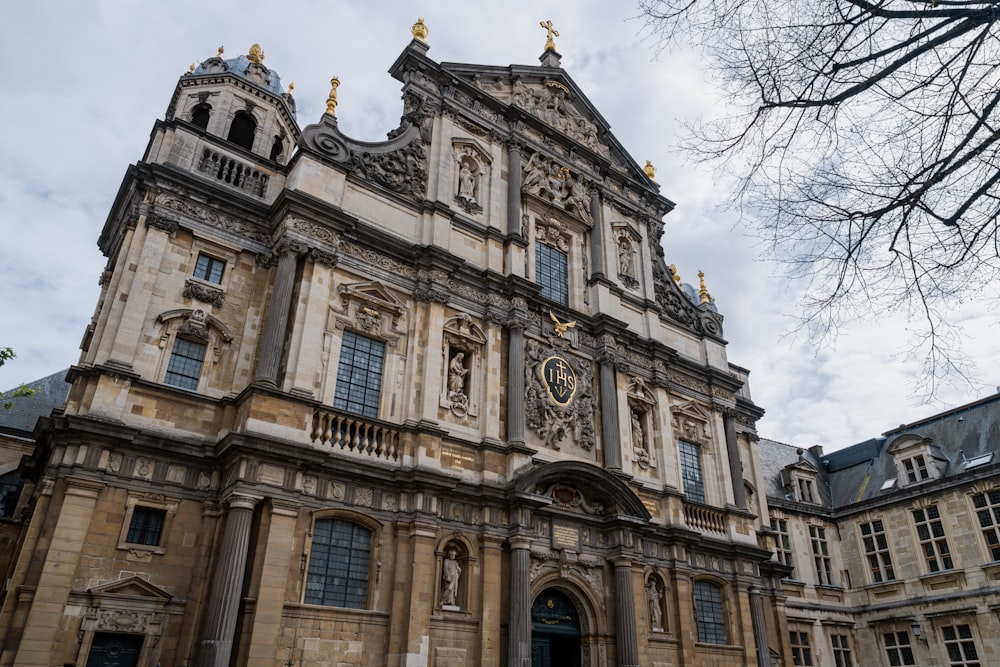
(524, 338, 596, 452)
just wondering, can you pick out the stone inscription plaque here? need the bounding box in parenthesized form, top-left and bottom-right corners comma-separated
(553, 523, 580, 550)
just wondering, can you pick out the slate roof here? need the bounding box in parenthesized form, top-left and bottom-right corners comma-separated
(0, 369, 71, 436)
(761, 393, 1000, 511)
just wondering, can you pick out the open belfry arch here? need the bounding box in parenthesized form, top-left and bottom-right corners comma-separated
(0, 19, 782, 667)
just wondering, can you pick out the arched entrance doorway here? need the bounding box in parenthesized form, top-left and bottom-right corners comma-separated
(531, 588, 581, 667)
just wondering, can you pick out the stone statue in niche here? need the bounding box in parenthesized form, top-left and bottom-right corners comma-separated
(617, 232, 639, 289)
(447, 351, 470, 417)
(646, 580, 663, 629)
(458, 162, 477, 202)
(454, 155, 483, 214)
(441, 547, 462, 607)
(631, 410, 650, 468)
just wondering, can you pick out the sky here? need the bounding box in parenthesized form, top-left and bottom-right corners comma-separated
(2, 1, 999, 450)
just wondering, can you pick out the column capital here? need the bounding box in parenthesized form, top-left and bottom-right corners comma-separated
(224, 493, 262, 511)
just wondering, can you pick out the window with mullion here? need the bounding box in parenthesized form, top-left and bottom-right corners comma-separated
(809, 525, 833, 585)
(193, 253, 225, 284)
(678, 440, 705, 504)
(941, 625, 980, 667)
(860, 519, 896, 583)
(770, 516, 794, 575)
(831, 634, 853, 667)
(883, 632, 915, 666)
(912, 505, 953, 572)
(789, 630, 813, 666)
(126, 507, 166, 546)
(334, 331, 385, 418)
(535, 241, 568, 305)
(972, 490, 1000, 561)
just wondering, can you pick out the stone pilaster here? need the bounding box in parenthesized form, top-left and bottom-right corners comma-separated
(613, 559, 640, 667)
(244, 500, 300, 667)
(12, 478, 104, 667)
(508, 537, 532, 667)
(254, 241, 302, 387)
(196, 494, 260, 667)
(507, 324, 526, 446)
(589, 191, 605, 278)
(724, 412, 746, 507)
(599, 360, 622, 471)
(748, 586, 771, 667)
(479, 534, 506, 667)
(386, 521, 438, 667)
(507, 142, 523, 238)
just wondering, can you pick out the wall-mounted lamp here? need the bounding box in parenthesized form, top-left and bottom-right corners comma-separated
(910, 619, 927, 643)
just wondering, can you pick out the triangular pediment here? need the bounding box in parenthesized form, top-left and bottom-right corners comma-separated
(88, 576, 172, 603)
(337, 280, 405, 315)
(784, 459, 819, 475)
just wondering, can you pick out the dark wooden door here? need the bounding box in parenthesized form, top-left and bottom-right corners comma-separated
(85, 633, 143, 667)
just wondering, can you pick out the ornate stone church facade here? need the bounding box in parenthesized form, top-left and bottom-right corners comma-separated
(0, 27, 786, 667)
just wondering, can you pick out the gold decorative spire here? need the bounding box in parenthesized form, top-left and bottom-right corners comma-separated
(326, 76, 341, 116)
(217, 45, 224, 58)
(412, 18, 428, 42)
(698, 270, 710, 304)
(668, 264, 681, 285)
(644, 160, 657, 181)
(247, 43, 264, 64)
(540, 20, 559, 52)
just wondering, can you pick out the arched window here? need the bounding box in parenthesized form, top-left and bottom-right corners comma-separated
(191, 104, 211, 129)
(305, 517, 372, 608)
(226, 111, 256, 151)
(693, 580, 727, 644)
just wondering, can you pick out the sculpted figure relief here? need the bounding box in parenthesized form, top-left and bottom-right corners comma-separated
(448, 352, 468, 396)
(647, 580, 663, 629)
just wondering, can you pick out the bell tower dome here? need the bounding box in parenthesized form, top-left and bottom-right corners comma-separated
(165, 44, 299, 165)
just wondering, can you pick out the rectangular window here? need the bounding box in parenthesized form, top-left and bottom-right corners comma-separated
(693, 581, 726, 644)
(789, 631, 813, 666)
(126, 507, 166, 546)
(831, 634, 853, 667)
(884, 632, 915, 666)
(912, 505, 953, 572)
(193, 253, 226, 284)
(164, 338, 206, 390)
(809, 525, 833, 585)
(903, 455, 929, 482)
(972, 490, 1000, 561)
(535, 241, 568, 305)
(860, 519, 896, 583)
(333, 331, 385, 418)
(678, 441, 705, 504)
(770, 516, 794, 575)
(797, 478, 815, 503)
(941, 625, 980, 667)
(305, 518, 372, 609)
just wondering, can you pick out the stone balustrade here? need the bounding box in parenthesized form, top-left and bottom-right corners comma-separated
(309, 409, 402, 461)
(683, 501, 727, 534)
(197, 148, 270, 197)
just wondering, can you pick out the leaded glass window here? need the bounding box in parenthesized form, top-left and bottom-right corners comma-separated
(912, 505, 953, 572)
(860, 519, 895, 583)
(305, 518, 372, 609)
(535, 241, 568, 305)
(334, 331, 385, 418)
(164, 338, 206, 390)
(693, 581, 726, 644)
(679, 440, 705, 504)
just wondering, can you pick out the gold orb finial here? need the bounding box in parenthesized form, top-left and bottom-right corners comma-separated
(288, 82, 295, 93)
(412, 18, 429, 43)
(247, 43, 264, 64)
(644, 160, 657, 181)
(668, 264, 681, 285)
(189, 63, 196, 73)
(698, 270, 710, 304)
(217, 45, 224, 58)
(326, 76, 341, 116)
(540, 20, 559, 52)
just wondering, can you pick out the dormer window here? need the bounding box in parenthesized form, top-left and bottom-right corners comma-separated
(779, 450, 820, 505)
(902, 454, 929, 483)
(797, 478, 816, 503)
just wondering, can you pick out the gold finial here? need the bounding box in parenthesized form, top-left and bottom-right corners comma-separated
(698, 270, 710, 304)
(540, 20, 559, 52)
(247, 43, 264, 64)
(644, 160, 657, 181)
(189, 63, 196, 73)
(326, 76, 341, 116)
(412, 18, 429, 43)
(217, 46, 224, 58)
(557, 166, 570, 180)
(668, 264, 681, 285)
(288, 82, 294, 93)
